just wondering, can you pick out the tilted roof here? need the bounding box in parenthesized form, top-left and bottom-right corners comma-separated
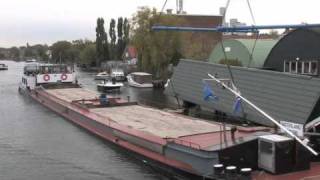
(166, 59, 320, 126)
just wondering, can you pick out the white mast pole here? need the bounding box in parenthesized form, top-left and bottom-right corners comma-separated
(207, 73, 318, 156)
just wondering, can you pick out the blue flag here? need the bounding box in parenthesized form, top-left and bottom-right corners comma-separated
(233, 96, 242, 114)
(203, 83, 218, 101)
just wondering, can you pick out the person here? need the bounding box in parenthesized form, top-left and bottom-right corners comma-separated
(111, 77, 116, 84)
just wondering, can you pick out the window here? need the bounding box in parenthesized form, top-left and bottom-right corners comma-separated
(291, 61, 297, 73)
(297, 62, 302, 73)
(303, 62, 310, 74)
(311, 62, 318, 75)
(284, 60, 318, 76)
(284, 61, 290, 72)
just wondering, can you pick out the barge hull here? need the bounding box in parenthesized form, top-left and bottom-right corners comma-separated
(28, 89, 201, 179)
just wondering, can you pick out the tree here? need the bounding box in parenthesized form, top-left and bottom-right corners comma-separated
(33, 44, 49, 61)
(24, 43, 34, 58)
(109, 19, 116, 60)
(9, 47, 20, 60)
(50, 41, 72, 63)
(72, 39, 93, 51)
(132, 7, 183, 79)
(123, 18, 130, 43)
(96, 18, 110, 66)
(79, 44, 97, 66)
(117, 17, 124, 60)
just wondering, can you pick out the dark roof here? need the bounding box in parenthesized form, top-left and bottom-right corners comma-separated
(166, 59, 320, 126)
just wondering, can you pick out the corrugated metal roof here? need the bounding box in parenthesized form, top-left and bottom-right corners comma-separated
(209, 39, 279, 68)
(166, 59, 320, 126)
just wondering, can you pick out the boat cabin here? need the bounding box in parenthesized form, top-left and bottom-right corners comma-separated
(131, 72, 152, 84)
(0, 63, 8, 70)
(21, 63, 75, 90)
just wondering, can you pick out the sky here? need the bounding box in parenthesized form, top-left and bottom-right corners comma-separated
(1, 0, 320, 47)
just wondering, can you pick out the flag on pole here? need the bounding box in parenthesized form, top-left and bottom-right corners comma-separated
(233, 96, 242, 114)
(203, 83, 218, 101)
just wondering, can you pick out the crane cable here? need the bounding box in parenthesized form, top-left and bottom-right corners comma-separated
(246, 0, 260, 68)
(219, 0, 236, 86)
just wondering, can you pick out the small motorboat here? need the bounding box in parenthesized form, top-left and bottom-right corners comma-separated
(26, 59, 36, 63)
(95, 71, 109, 80)
(110, 68, 126, 81)
(97, 78, 123, 92)
(127, 72, 153, 88)
(0, 63, 8, 70)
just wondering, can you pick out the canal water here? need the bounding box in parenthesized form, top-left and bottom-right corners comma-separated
(0, 60, 179, 180)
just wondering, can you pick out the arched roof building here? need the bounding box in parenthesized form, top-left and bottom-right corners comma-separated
(166, 28, 320, 127)
(264, 28, 320, 76)
(209, 39, 279, 68)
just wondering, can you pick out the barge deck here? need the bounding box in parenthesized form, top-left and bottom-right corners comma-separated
(28, 86, 320, 179)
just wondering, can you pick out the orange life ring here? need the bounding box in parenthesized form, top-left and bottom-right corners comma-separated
(43, 74, 50, 81)
(61, 74, 68, 80)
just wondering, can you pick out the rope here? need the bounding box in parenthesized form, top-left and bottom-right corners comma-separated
(245, 0, 260, 68)
(246, 0, 256, 25)
(247, 32, 260, 67)
(219, 0, 236, 86)
(160, 0, 169, 15)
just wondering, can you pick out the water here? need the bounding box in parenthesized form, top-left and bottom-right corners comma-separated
(0, 60, 179, 180)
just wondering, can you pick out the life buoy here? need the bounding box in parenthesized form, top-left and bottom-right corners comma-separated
(61, 74, 68, 80)
(43, 74, 50, 81)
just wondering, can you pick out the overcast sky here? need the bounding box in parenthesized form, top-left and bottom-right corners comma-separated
(1, 0, 320, 47)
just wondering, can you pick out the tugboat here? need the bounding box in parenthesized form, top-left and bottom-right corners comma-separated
(127, 72, 153, 88)
(0, 63, 8, 70)
(97, 77, 123, 92)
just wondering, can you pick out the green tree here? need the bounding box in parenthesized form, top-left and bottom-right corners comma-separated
(123, 18, 130, 45)
(72, 39, 93, 51)
(9, 47, 20, 60)
(132, 7, 183, 79)
(109, 19, 116, 59)
(33, 44, 49, 61)
(117, 17, 124, 60)
(24, 43, 34, 58)
(50, 41, 73, 63)
(96, 18, 110, 66)
(79, 44, 97, 66)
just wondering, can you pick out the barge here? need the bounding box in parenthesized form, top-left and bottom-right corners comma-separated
(18, 63, 320, 179)
(0, 63, 8, 70)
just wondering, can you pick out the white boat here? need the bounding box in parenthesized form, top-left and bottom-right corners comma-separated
(127, 72, 153, 88)
(0, 63, 8, 70)
(97, 78, 123, 92)
(94, 71, 109, 80)
(110, 68, 125, 81)
(26, 59, 37, 63)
